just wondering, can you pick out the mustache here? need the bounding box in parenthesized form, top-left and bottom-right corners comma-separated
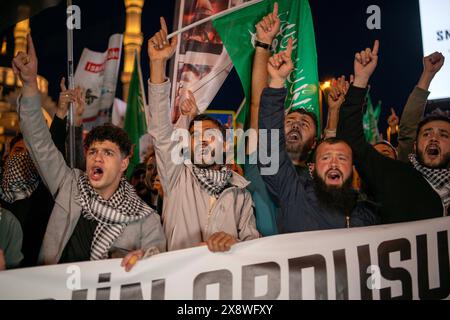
(425, 143, 440, 151)
(325, 168, 343, 176)
(287, 128, 302, 137)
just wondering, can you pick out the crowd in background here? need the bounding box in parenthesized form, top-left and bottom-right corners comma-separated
(0, 4, 448, 273)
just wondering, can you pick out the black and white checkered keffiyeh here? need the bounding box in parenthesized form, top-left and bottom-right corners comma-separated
(192, 166, 232, 199)
(409, 154, 450, 216)
(77, 174, 155, 260)
(0, 152, 39, 203)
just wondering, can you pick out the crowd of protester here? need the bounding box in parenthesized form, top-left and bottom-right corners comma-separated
(0, 3, 448, 274)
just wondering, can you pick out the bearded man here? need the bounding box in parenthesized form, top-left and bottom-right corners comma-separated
(147, 18, 259, 252)
(337, 40, 449, 222)
(257, 39, 379, 232)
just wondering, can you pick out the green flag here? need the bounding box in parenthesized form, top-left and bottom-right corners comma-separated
(363, 92, 381, 144)
(212, 0, 320, 130)
(124, 52, 147, 179)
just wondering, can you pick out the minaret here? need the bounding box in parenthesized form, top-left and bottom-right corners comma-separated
(121, 0, 145, 101)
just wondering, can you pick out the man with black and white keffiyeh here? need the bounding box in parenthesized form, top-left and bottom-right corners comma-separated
(15, 35, 166, 271)
(337, 42, 450, 223)
(409, 153, 450, 215)
(146, 19, 259, 253)
(0, 151, 39, 204)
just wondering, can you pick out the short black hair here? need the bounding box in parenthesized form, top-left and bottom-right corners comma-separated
(373, 140, 398, 160)
(188, 114, 227, 139)
(9, 133, 24, 151)
(416, 114, 450, 141)
(312, 137, 352, 162)
(287, 108, 319, 132)
(84, 123, 132, 157)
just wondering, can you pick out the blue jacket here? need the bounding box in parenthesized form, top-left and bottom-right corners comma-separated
(244, 161, 279, 236)
(257, 87, 379, 232)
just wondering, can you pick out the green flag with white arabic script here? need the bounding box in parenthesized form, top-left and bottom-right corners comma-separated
(212, 0, 320, 131)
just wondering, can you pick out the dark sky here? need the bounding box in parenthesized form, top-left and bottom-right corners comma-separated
(0, 0, 428, 134)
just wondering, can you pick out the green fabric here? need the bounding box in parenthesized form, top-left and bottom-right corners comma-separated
(244, 153, 310, 237)
(124, 54, 147, 179)
(244, 161, 278, 236)
(363, 92, 381, 144)
(213, 0, 320, 131)
(0, 208, 23, 269)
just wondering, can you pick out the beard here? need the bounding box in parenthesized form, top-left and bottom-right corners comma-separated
(286, 131, 314, 162)
(191, 145, 225, 169)
(417, 149, 450, 169)
(191, 149, 216, 168)
(312, 170, 357, 215)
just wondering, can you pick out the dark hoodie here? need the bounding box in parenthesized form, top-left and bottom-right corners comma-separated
(258, 87, 379, 233)
(337, 86, 444, 223)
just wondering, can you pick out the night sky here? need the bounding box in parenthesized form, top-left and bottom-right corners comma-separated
(0, 0, 428, 134)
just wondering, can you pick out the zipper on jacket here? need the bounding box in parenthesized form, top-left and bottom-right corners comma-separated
(346, 215, 350, 228)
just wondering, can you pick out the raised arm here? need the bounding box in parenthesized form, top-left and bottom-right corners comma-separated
(337, 40, 379, 158)
(387, 107, 399, 148)
(176, 89, 198, 130)
(245, 4, 280, 235)
(258, 38, 300, 203)
(336, 40, 400, 195)
(249, 2, 280, 141)
(147, 17, 181, 196)
(397, 52, 445, 162)
(323, 76, 350, 139)
(14, 34, 72, 197)
(49, 78, 86, 170)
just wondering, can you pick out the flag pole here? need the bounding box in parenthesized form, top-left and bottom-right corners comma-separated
(67, 0, 76, 168)
(234, 98, 246, 123)
(167, 0, 264, 40)
(135, 49, 150, 129)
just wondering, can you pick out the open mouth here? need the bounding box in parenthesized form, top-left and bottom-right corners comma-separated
(287, 130, 301, 142)
(326, 169, 342, 183)
(195, 144, 211, 156)
(90, 167, 104, 181)
(426, 144, 440, 158)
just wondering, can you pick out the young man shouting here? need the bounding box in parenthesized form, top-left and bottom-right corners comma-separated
(13, 35, 165, 270)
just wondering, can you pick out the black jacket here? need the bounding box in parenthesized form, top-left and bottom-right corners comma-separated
(337, 85, 444, 223)
(258, 87, 379, 233)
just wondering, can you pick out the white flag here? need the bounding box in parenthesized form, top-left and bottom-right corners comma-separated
(74, 33, 123, 131)
(111, 97, 126, 128)
(170, 0, 251, 123)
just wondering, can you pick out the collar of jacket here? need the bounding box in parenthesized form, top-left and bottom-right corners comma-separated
(186, 164, 250, 189)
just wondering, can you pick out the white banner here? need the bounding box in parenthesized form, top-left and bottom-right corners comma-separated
(74, 33, 123, 131)
(0, 217, 449, 300)
(170, 0, 241, 123)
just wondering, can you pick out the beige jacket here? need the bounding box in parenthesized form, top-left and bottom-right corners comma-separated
(397, 86, 430, 162)
(148, 80, 260, 251)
